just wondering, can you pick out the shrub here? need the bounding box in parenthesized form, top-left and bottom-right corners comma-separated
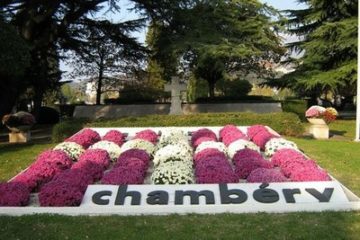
(52, 118, 88, 143)
(282, 99, 308, 121)
(221, 79, 252, 97)
(89, 112, 304, 136)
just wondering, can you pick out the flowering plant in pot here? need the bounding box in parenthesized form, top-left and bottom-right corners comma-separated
(305, 105, 338, 124)
(1, 111, 36, 132)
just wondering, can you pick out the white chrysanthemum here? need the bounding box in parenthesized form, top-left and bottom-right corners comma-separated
(228, 139, 260, 159)
(265, 138, 298, 158)
(53, 142, 84, 161)
(153, 144, 193, 167)
(89, 140, 122, 162)
(158, 128, 188, 147)
(120, 139, 155, 155)
(151, 161, 194, 184)
(195, 141, 228, 156)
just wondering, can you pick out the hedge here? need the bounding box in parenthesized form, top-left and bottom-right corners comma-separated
(282, 99, 308, 121)
(52, 118, 89, 143)
(52, 112, 304, 142)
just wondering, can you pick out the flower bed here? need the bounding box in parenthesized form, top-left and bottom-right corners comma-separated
(0, 126, 334, 207)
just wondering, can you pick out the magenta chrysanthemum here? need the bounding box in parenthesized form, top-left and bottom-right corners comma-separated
(11, 150, 72, 191)
(102, 130, 125, 146)
(193, 148, 227, 164)
(191, 128, 217, 148)
(65, 128, 101, 149)
(247, 168, 287, 183)
(78, 149, 110, 170)
(39, 169, 93, 206)
(0, 182, 30, 206)
(134, 129, 158, 144)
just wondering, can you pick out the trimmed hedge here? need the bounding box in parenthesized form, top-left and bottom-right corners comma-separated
(282, 99, 308, 121)
(52, 118, 89, 143)
(52, 113, 304, 142)
(89, 112, 304, 136)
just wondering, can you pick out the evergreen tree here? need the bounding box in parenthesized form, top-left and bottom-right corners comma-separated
(0, 0, 145, 114)
(268, 0, 358, 105)
(140, 0, 285, 97)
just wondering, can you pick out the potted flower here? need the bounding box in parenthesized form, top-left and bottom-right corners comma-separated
(305, 105, 338, 125)
(2, 111, 36, 143)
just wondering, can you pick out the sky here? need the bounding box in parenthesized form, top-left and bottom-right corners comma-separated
(60, 0, 307, 77)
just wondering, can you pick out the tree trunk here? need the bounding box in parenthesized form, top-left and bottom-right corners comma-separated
(96, 69, 103, 105)
(208, 81, 215, 98)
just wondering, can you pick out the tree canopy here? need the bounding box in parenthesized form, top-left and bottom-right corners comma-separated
(267, 0, 358, 103)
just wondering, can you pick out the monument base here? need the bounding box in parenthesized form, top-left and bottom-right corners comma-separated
(309, 124, 329, 139)
(9, 132, 31, 143)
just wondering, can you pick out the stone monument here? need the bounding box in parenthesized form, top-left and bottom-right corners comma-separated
(164, 76, 187, 115)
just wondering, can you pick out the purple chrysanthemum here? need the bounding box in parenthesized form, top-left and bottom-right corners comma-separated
(195, 156, 237, 184)
(114, 157, 148, 176)
(117, 149, 150, 164)
(101, 167, 145, 185)
(233, 152, 271, 179)
(232, 148, 264, 162)
(247, 168, 288, 183)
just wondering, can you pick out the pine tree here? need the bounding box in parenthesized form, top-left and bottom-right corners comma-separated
(270, 0, 358, 105)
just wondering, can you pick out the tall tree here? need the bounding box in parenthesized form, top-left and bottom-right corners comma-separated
(1, 0, 146, 115)
(138, 0, 285, 96)
(68, 22, 145, 105)
(267, 0, 358, 105)
(0, 19, 30, 118)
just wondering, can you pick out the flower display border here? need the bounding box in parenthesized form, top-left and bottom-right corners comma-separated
(0, 126, 359, 216)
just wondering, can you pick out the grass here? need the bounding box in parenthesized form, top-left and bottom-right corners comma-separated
(0, 141, 56, 182)
(0, 119, 359, 239)
(0, 212, 359, 240)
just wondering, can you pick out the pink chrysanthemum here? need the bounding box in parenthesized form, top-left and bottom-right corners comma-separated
(134, 129, 158, 144)
(0, 182, 30, 206)
(65, 128, 101, 149)
(102, 130, 125, 146)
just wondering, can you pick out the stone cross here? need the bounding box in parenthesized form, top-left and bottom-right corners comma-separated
(164, 76, 187, 115)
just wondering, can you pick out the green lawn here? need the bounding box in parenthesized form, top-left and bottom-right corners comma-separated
(0, 119, 359, 240)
